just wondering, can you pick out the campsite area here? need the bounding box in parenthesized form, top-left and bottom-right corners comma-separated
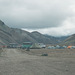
(0, 48, 75, 75)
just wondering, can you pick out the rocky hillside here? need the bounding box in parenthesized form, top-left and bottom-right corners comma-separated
(62, 34, 75, 45)
(0, 20, 37, 45)
(44, 35, 69, 44)
(0, 20, 15, 45)
(0, 20, 58, 45)
(0, 20, 74, 45)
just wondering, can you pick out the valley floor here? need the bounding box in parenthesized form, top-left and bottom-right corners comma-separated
(0, 48, 75, 75)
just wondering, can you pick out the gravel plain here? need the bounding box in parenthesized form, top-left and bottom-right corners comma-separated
(0, 48, 75, 75)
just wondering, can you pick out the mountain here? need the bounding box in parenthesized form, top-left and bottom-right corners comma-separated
(0, 20, 56, 45)
(44, 34, 68, 44)
(62, 34, 75, 45)
(0, 20, 74, 46)
(10, 28, 38, 44)
(30, 31, 57, 44)
(0, 20, 38, 45)
(0, 20, 16, 45)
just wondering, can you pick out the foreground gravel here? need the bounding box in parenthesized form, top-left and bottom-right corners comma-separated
(0, 48, 75, 75)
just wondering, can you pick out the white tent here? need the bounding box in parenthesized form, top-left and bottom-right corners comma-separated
(30, 43, 41, 49)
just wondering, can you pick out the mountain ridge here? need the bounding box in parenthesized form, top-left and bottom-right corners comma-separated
(0, 20, 75, 45)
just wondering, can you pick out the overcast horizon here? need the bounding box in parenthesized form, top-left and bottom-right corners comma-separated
(0, 0, 75, 36)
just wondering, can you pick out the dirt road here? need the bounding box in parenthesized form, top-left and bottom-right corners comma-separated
(0, 48, 75, 75)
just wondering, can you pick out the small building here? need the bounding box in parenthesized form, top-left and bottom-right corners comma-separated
(7, 43, 18, 48)
(21, 42, 32, 49)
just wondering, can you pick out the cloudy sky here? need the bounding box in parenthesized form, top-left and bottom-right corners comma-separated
(0, 0, 75, 36)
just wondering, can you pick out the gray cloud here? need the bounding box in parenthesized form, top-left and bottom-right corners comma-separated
(0, 0, 75, 30)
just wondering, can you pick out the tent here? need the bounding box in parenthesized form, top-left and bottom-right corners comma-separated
(63, 46, 67, 48)
(48, 46, 55, 49)
(71, 46, 75, 49)
(56, 45, 60, 49)
(38, 43, 46, 48)
(67, 46, 72, 49)
(30, 43, 41, 49)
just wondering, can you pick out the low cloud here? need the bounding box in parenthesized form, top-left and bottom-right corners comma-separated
(22, 18, 75, 36)
(0, 0, 75, 36)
